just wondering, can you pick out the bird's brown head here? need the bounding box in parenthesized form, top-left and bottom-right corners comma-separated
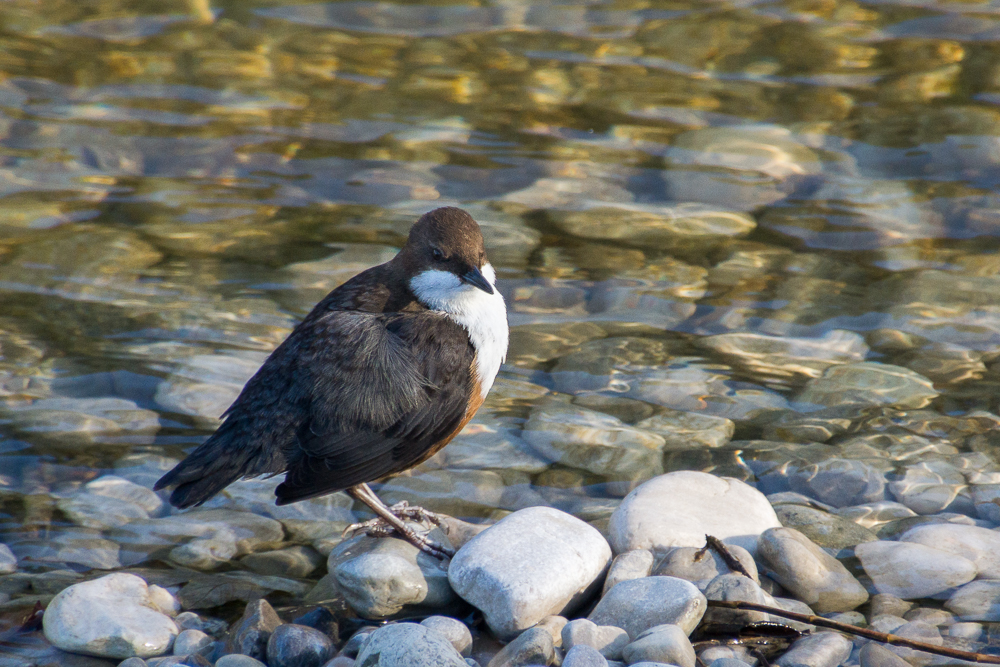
(399, 207, 493, 294)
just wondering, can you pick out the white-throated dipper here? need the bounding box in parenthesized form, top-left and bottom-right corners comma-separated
(154, 207, 509, 558)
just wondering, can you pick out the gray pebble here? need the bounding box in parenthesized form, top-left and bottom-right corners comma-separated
(267, 624, 334, 667)
(859, 642, 910, 667)
(563, 645, 610, 667)
(322, 658, 355, 667)
(420, 616, 473, 657)
(602, 549, 655, 596)
(338, 631, 371, 658)
(174, 630, 213, 656)
(775, 632, 852, 667)
(216, 656, 267, 667)
(561, 619, 629, 660)
(654, 545, 758, 590)
(486, 627, 554, 667)
(174, 613, 204, 632)
(119, 659, 148, 667)
(946, 580, 1000, 620)
(710, 660, 753, 667)
(589, 576, 706, 638)
(225, 599, 282, 661)
(869, 594, 913, 619)
(622, 624, 695, 667)
(356, 623, 466, 666)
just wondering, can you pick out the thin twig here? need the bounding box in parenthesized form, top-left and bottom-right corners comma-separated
(706, 601, 1000, 664)
(699, 534, 756, 580)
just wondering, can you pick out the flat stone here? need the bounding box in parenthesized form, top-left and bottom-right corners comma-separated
(889, 461, 968, 515)
(563, 644, 610, 667)
(796, 363, 938, 409)
(945, 580, 1000, 621)
(634, 410, 735, 450)
(856, 541, 977, 599)
(562, 619, 629, 660)
(622, 624, 695, 667)
(899, 523, 1000, 579)
(789, 459, 885, 508)
(609, 471, 781, 556)
(241, 546, 323, 578)
(654, 545, 758, 591)
(420, 616, 473, 657)
(522, 404, 666, 480)
(225, 599, 282, 661)
(266, 624, 334, 667)
(774, 505, 879, 553)
(697, 330, 867, 384)
(758, 528, 868, 612)
(449, 506, 611, 639)
(355, 623, 467, 667)
(859, 643, 910, 667)
(42, 573, 178, 658)
(487, 627, 554, 667)
(775, 632, 852, 667)
(329, 531, 455, 618)
(603, 550, 655, 596)
(870, 594, 915, 619)
(589, 576, 706, 639)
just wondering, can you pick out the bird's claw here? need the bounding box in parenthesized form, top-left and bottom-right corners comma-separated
(342, 502, 454, 559)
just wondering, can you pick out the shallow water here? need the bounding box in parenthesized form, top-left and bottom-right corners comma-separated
(3, 0, 1000, 658)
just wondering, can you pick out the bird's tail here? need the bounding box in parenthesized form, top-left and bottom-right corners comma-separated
(154, 419, 283, 508)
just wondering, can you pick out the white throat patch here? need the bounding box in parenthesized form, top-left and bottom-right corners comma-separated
(409, 263, 508, 398)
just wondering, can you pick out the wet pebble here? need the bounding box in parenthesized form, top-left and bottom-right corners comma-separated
(420, 616, 473, 657)
(758, 527, 868, 612)
(634, 409, 735, 449)
(609, 471, 781, 556)
(889, 461, 968, 515)
(773, 504, 878, 553)
(173, 630, 212, 656)
(899, 523, 1000, 578)
(703, 574, 779, 626)
(448, 506, 611, 639)
(354, 622, 467, 666)
(621, 624, 695, 667)
(215, 657, 266, 667)
(240, 546, 323, 578)
(589, 576, 706, 638)
(856, 540, 976, 599)
(789, 459, 885, 508)
(945, 580, 1000, 620)
(42, 573, 179, 658)
(561, 619, 629, 660)
(859, 643, 910, 667)
(266, 624, 334, 667)
(795, 362, 938, 409)
(225, 599, 282, 661)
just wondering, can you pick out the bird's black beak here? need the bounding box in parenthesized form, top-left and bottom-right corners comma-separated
(461, 265, 494, 294)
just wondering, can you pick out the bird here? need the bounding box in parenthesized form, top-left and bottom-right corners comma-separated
(154, 207, 509, 558)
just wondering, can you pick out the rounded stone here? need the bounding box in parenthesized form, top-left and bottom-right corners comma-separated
(486, 627, 554, 667)
(856, 540, 976, 599)
(602, 549, 655, 596)
(563, 644, 610, 667)
(900, 524, 1000, 579)
(266, 624, 334, 667)
(757, 527, 868, 612)
(561, 619, 629, 660)
(355, 623, 466, 666)
(215, 656, 267, 667)
(859, 643, 911, 667)
(588, 576, 706, 639)
(42, 573, 179, 658)
(173, 630, 212, 656)
(420, 616, 473, 657)
(945, 580, 1000, 621)
(609, 471, 781, 556)
(796, 362, 938, 409)
(654, 544, 758, 591)
(448, 506, 612, 639)
(774, 632, 852, 667)
(622, 624, 695, 667)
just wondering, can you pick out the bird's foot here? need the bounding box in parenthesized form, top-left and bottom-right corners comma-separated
(342, 502, 454, 559)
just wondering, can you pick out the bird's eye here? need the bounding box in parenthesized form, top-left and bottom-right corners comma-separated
(431, 248, 444, 261)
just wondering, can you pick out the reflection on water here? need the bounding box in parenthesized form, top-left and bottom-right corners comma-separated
(5, 0, 1000, 655)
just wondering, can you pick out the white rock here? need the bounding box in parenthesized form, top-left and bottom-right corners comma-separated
(448, 507, 611, 639)
(945, 580, 1000, 621)
(420, 616, 473, 657)
(42, 573, 179, 658)
(900, 523, 1000, 579)
(608, 471, 781, 556)
(603, 549, 655, 596)
(148, 585, 181, 617)
(0, 542, 16, 573)
(622, 624, 696, 667)
(757, 528, 868, 612)
(589, 576, 706, 639)
(856, 541, 976, 599)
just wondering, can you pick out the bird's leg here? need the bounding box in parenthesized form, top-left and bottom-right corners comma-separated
(343, 484, 454, 559)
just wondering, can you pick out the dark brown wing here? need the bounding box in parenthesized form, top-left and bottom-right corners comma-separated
(274, 310, 475, 504)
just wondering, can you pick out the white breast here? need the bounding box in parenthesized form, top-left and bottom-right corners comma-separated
(409, 263, 508, 398)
